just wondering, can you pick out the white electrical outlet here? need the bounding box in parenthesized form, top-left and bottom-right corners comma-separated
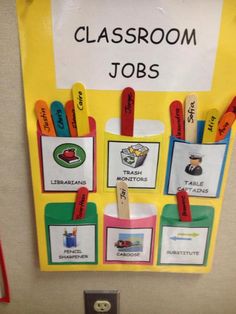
(94, 300, 111, 312)
(84, 290, 119, 314)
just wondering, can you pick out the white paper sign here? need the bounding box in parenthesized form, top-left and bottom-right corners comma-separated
(41, 136, 94, 191)
(51, 0, 223, 91)
(160, 226, 209, 265)
(107, 141, 160, 188)
(49, 225, 96, 263)
(106, 227, 153, 262)
(168, 142, 227, 197)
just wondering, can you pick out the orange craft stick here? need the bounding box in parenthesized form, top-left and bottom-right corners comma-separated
(65, 100, 77, 137)
(215, 112, 235, 142)
(35, 100, 56, 136)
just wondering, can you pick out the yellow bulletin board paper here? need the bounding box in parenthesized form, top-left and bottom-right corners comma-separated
(16, 0, 236, 273)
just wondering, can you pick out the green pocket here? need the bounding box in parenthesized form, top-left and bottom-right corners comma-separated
(158, 205, 214, 266)
(45, 202, 98, 265)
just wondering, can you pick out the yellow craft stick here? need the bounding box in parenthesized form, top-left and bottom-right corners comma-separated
(35, 100, 56, 136)
(116, 181, 130, 219)
(202, 108, 220, 143)
(185, 94, 198, 143)
(72, 82, 90, 136)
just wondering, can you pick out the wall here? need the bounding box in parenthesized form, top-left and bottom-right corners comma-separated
(0, 1, 236, 313)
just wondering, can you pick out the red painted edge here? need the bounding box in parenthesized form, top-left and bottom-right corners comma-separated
(0, 241, 10, 303)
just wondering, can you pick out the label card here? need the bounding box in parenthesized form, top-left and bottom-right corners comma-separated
(105, 227, 153, 262)
(49, 225, 96, 263)
(107, 141, 160, 189)
(51, 0, 223, 91)
(159, 226, 209, 265)
(167, 141, 227, 197)
(41, 136, 94, 191)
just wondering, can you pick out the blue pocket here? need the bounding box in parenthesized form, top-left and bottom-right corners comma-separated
(165, 121, 230, 198)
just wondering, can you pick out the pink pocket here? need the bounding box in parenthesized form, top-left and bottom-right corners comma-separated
(104, 204, 157, 265)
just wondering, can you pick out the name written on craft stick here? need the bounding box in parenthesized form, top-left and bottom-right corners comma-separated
(202, 108, 219, 143)
(121, 87, 135, 137)
(185, 94, 198, 143)
(73, 187, 89, 220)
(51, 101, 70, 137)
(216, 112, 235, 142)
(116, 181, 130, 219)
(170, 100, 185, 140)
(176, 190, 192, 222)
(72, 82, 90, 136)
(35, 100, 56, 136)
(65, 100, 77, 137)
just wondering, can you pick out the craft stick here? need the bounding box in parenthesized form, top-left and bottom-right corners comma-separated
(72, 82, 90, 136)
(73, 187, 89, 220)
(225, 96, 236, 117)
(176, 190, 192, 222)
(35, 100, 56, 136)
(51, 101, 70, 137)
(202, 108, 220, 143)
(215, 111, 235, 142)
(170, 100, 185, 140)
(185, 94, 198, 143)
(65, 100, 77, 137)
(121, 87, 135, 136)
(116, 181, 130, 219)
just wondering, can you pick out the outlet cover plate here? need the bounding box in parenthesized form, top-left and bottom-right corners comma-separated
(84, 290, 120, 314)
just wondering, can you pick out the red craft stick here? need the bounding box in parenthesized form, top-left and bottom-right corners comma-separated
(65, 100, 77, 137)
(176, 190, 192, 222)
(121, 87, 135, 136)
(73, 187, 89, 220)
(170, 100, 185, 140)
(0, 241, 10, 303)
(225, 96, 236, 117)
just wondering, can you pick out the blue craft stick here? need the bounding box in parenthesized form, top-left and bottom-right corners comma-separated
(50, 101, 70, 137)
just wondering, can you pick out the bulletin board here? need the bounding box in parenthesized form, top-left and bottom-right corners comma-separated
(16, 0, 236, 273)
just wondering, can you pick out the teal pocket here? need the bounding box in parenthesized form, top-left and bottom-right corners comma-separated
(158, 205, 214, 266)
(45, 202, 98, 265)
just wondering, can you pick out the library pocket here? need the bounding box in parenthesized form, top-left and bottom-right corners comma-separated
(158, 204, 214, 266)
(45, 202, 98, 264)
(38, 117, 96, 192)
(165, 122, 230, 197)
(105, 118, 164, 191)
(104, 203, 157, 264)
